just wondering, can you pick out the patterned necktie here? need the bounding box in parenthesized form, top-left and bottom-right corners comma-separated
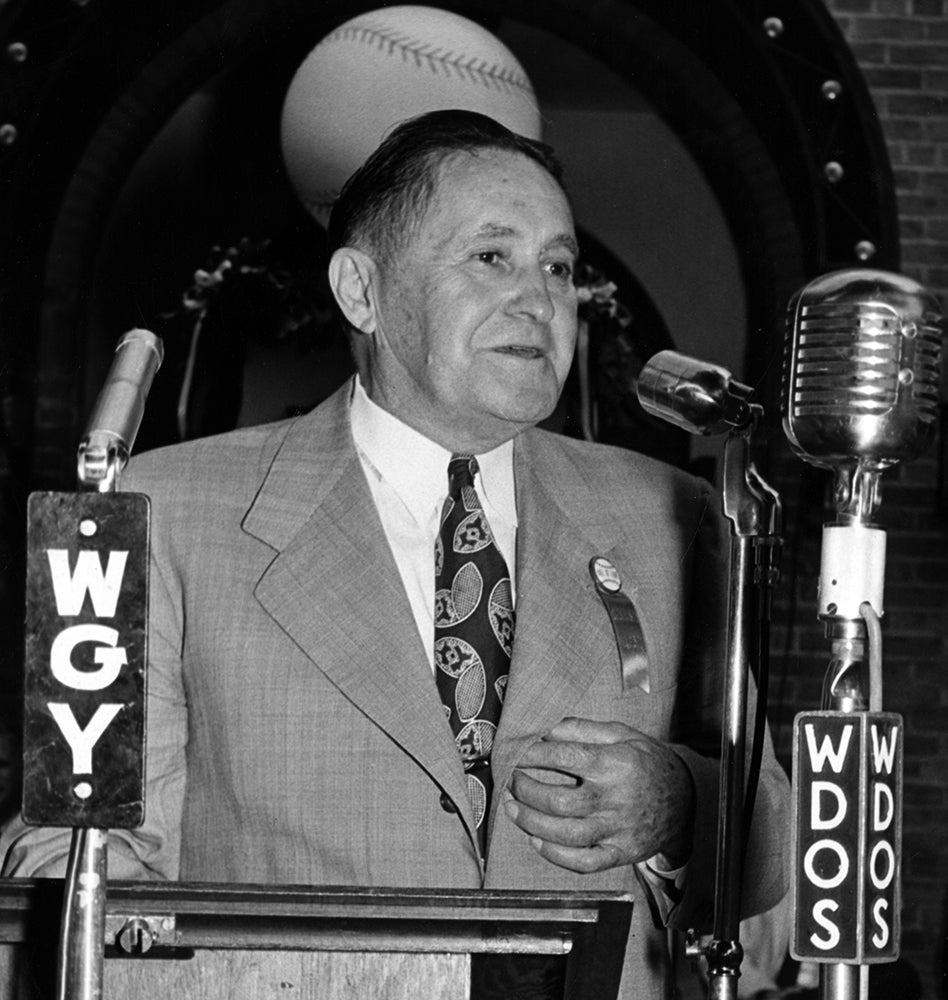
(434, 455, 514, 858)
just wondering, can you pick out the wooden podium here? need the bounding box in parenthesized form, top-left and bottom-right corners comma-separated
(0, 880, 633, 999)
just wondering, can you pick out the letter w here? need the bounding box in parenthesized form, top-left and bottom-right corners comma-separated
(805, 723, 853, 774)
(47, 550, 128, 618)
(870, 725, 899, 775)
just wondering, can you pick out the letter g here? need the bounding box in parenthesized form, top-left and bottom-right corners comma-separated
(50, 625, 127, 691)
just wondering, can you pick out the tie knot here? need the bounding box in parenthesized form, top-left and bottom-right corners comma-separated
(447, 454, 477, 494)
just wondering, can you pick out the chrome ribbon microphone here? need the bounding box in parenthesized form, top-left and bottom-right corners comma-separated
(77, 328, 164, 490)
(781, 277, 940, 977)
(636, 349, 757, 436)
(781, 267, 941, 639)
(782, 268, 941, 519)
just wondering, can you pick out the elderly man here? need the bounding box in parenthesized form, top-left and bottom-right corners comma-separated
(2, 109, 788, 998)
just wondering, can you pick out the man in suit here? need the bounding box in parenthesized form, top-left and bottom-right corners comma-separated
(2, 109, 788, 998)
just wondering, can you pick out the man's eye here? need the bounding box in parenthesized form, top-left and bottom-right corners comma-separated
(476, 251, 504, 265)
(547, 261, 574, 280)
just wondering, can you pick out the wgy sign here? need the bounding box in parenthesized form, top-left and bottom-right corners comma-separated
(23, 492, 148, 828)
(791, 710, 902, 964)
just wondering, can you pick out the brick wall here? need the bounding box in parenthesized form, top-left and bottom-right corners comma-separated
(780, 2, 948, 996)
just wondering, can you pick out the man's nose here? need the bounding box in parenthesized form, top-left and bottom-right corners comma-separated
(510, 267, 555, 323)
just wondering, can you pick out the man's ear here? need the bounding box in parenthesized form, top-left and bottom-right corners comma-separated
(328, 247, 379, 334)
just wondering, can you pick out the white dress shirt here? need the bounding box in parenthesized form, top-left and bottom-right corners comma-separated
(349, 376, 517, 670)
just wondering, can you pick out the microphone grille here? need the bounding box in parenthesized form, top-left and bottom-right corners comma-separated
(788, 299, 941, 421)
(782, 269, 943, 470)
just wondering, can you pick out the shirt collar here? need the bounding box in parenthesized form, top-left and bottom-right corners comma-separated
(349, 376, 517, 527)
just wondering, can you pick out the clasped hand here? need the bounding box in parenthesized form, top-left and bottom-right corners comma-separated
(503, 717, 695, 873)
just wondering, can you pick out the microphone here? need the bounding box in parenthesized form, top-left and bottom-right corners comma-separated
(780, 278, 938, 968)
(781, 269, 941, 617)
(77, 328, 164, 489)
(782, 268, 941, 482)
(636, 351, 782, 996)
(636, 349, 756, 435)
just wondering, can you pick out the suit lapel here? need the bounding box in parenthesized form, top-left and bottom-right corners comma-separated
(242, 384, 475, 840)
(490, 432, 631, 811)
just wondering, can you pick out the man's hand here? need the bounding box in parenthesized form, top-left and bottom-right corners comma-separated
(503, 717, 695, 873)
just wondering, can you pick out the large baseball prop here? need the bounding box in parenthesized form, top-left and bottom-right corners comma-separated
(280, 5, 541, 226)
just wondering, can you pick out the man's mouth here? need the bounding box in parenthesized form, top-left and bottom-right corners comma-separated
(495, 346, 545, 359)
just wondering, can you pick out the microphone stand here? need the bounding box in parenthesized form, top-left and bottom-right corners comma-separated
(53, 433, 128, 1000)
(816, 465, 886, 1000)
(56, 828, 108, 1000)
(631, 349, 782, 998)
(52, 461, 118, 1000)
(52, 330, 163, 1000)
(703, 407, 781, 1000)
(778, 267, 941, 1000)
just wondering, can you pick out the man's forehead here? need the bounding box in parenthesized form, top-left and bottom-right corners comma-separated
(426, 157, 576, 253)
(432, 147, 570, 205)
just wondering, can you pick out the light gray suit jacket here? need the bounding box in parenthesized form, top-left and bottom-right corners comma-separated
(2, 380, 789, 998)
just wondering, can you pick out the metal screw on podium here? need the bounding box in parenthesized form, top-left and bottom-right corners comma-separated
(117, 918, 153, 955)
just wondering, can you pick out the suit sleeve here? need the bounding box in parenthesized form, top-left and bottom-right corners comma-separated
(664, 480, 790, 932)
(0, 480, 188, 881)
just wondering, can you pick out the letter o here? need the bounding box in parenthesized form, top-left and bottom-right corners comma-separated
(804, 839, 850, 890)
(869, 840, 895, 891)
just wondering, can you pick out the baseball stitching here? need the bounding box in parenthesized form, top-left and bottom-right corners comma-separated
(323, 20, 534, 96)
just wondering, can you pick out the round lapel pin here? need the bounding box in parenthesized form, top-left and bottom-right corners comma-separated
(590, 555, 621, 593)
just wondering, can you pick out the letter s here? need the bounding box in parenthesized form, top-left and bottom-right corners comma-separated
(871, 898, 890, 950)
(811, 899, 841, 951)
